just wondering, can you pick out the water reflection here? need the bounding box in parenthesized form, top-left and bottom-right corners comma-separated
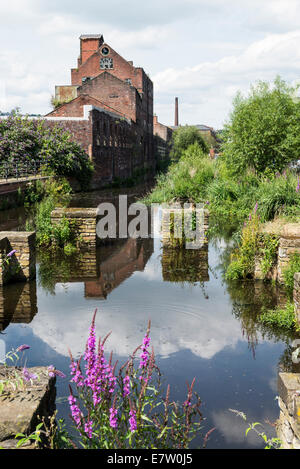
(37, 237, 154, 299)
(0, 201, 299, 448)
(0, 281, 37, 332)
(162, 246, 209, 283)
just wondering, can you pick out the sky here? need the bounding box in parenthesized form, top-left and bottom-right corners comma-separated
(1, 0, 300, 128)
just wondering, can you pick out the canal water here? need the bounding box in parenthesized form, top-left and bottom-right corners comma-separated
(0, 192, 298, 449)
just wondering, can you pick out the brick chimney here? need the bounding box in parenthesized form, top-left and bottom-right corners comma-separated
(175, 97, 179, 127)
(79, 34, 104, 64)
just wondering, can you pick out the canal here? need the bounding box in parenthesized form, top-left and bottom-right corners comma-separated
(0, 189, 297, 449)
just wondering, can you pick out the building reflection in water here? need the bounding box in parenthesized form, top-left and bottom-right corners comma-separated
(85, 238, 154, 299)
(37, 236, 154, 300)
(0, 281, 37, 333)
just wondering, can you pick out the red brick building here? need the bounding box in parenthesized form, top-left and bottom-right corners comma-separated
(45, 34, 154, 188)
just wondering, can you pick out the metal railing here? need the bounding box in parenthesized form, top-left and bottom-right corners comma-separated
(0, 158, 50, 181)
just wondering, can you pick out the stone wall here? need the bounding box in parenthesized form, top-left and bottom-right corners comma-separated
(0, 232, 36, 285)
(254, 223, 300, 284)
(161, 205, 209, 249)
(51, 208, 99, 248)
(277, 372, 300, 449)
(278, 225, 300, 283)
(294, 273, 300, 325)
(0, 366, 56, 449)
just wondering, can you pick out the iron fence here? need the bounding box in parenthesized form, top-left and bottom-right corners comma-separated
(0, 158, 51, 181)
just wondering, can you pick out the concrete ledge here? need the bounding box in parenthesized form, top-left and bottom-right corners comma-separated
(0, 366, 56, 446)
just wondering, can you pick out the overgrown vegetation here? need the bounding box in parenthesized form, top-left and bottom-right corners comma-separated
(0, 111, 94, 188)
(259, 302, 296, 331)
(26, 178, 77, 252)
(283, 253, 300, 296)
(144, 77, 300, 228)
(170, 126, 209, 163)
(1, 316, 213, 450)
(144, 76, 300, 333)
(222, 77, 300, 175)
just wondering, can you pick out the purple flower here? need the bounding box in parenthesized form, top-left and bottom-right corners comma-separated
(68, 393, 82, 428)
(17, 344, 30, 352)
(7, 250, 16, 258)
(48, 365, 66, 378)
(129, 409, 137, 432)
(123, 375, 131, 397)
(84, 420, 93, 439)
(70, 360, 84, 387)
(139, 334, 151, 370)
(109, 407, 118, 429)
(296, 177, 299, 193)
(22, 367, 38, 382)
(254, 202, 258, 214)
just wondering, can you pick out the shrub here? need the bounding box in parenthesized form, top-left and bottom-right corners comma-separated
(0, 113, 93, 188)
(222, 76, 300, 175)
(170, 126, 209, 162)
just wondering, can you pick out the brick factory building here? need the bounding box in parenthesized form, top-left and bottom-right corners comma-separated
(45, 34, 155, 189)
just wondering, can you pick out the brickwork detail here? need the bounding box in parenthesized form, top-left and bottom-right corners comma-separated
(0, 232, 36, 285)
(51, 208, 100, 248)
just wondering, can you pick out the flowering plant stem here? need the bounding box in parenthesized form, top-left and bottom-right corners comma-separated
(68, 310, 208, 449)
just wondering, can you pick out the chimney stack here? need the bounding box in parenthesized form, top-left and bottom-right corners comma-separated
(175, 97, 179, 127)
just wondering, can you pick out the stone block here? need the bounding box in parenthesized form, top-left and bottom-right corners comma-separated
(0, 366, 56, 445)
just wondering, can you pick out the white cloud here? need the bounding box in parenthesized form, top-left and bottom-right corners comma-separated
(153, 30, 300, 126)
(1, 2, 300, 125)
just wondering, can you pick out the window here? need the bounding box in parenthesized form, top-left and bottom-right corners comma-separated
(100, 58, 113, 69)
(125, 78, 132, 85)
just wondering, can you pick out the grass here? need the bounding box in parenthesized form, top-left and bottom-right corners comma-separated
(143, 148, 300, 230)
(259, 302, 296, 331)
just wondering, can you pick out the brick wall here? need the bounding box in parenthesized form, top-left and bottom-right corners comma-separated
(45, 105, 155, 188)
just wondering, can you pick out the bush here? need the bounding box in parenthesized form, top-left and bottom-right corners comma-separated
(222, 77, 300, 175)
(170, 126, 209, 162)
(0, 113, 93, 188)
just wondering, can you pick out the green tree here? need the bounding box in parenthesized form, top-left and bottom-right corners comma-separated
(222, 77, 300, 175)
(170, 125, 209, 162)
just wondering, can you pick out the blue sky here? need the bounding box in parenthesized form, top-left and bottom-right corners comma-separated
(1, 0, 300, 128)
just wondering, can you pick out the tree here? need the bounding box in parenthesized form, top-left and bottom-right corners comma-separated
(222, 77, 300, 175)
(170, 125, 209, 162)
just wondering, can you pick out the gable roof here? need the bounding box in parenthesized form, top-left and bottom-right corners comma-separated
(45, 93, 129, 120)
